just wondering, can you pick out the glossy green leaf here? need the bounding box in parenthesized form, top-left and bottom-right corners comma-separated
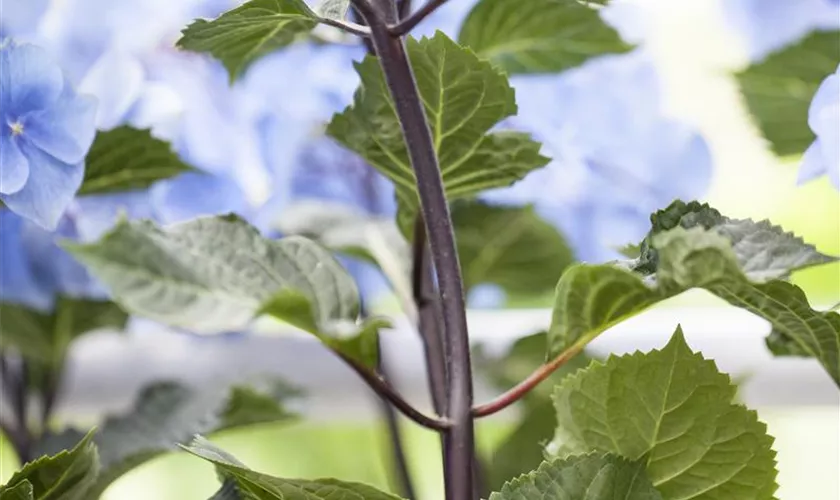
(736, 29, 840, 156)
(551, 329, 778, 499)
(327, 32, 549, 234)
(0, 431, 98, 500)
(177, 0, 318, 81)
(453, 201, 575, 297)
(35, 380, 296, 498)
(183, 436, 404, 500)
(458, 0, 631, 74)
(79, 127, 195, 195)
(489, 453, 661, 500)
(0, 481, 33, 500)
(0, 298, 127, 364)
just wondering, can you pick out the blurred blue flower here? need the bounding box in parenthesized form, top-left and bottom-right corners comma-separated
(0, 41, 97, 230)
(723, 0, 840, 61)
(800, 65, 839, 189)
(484, 51, 713, 262)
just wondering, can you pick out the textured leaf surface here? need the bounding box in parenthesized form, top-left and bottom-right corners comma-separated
(489, 453, 661, 500)
(458, 0, 631, 74)
(551, 330, 778, 499)
(79, 127, 194, 195)
(736, 30, 840, 156)
(549, 227, 840, 385)
(35, 381, 295, 498)
(315, 0, 350, 19)
(327, 32, 548, 233)
(177, 0, 318, 81)
(0, 298, 127, 363)
(453, 201, 574, 297)
(183, 437, 404, 500)
(0, 432, 98, 500)
(0, 481, 33, 500)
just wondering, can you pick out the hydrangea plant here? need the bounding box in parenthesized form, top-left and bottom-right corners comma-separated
(0, 0, 837, 499)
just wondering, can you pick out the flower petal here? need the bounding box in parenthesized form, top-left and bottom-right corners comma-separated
(0, 210, 53, 310)
(0, 133, 29, 194)
(0, 140, 84, 230)
(22, 88, 97, 164)
(0, 42, 63, 114)
(797, 140, 827, 185)
(150, 172, 247, 224)
(79, 50, 144, 130)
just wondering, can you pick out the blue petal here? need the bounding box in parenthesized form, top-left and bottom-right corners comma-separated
(0, 42, 63, 115)
(79, 50, 144, 130)
(798, 141, 828, 185)
(0, 140, 84, 230)
(21, 88, 97, 164)
(0, 209, 53, 310)
(0, 132, 29, 194)
(150, 172, 248, 224)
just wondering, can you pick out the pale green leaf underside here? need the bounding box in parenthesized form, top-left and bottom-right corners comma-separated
(183, 437, 404, 500)
(177, 0, 318, 81)
(549, 227, 840, 386)
(327, 32, 548, 233)
(489, 453, 661, 500)
(458, 0, 631, 74)
(315, 0, 350, 19)
(551, 330, 778, 500)
(736, 29, 840, 157)
(79, 127, 194, 195)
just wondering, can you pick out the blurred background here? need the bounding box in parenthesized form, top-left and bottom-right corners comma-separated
(0, 0, 838, 498)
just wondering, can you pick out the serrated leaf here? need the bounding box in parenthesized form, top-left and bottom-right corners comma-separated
(489, 453, 661, 500)
(764, 327, 811, 357)
(327, 32, 549, 234)
(315, 0, 350, 19)
(0, 298, 127, 364)
(0, 431, 99, 500)
(736, 30, 840, 157)
(183, 437, 405, 500)
(633, 200, 835, 279)
(549, 226, 840, 385)
(551, 329, 778, 499)
(64, 215, 386, 365)
(0, 481, 33, 500)
(78, 127, 195, 195)
(35, 380, 296, 498)
(458, 0, 631, 74)
(453, 201, 575, 297)
(177, 0, 318, 81)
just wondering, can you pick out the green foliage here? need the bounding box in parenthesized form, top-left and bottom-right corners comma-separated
(35, 380, 296, 498)
(453, 201, 575, 298)
(183, 436, 404, 499)
(0, 431, 99, 500)
(489, 453, 661, 500)
(736, 29, 840, 156)
(64, 215, 387, 366)
(0, 482, 33, 500)
(552, 329, 778, 499)
(78, 127, 195, 195)
(177, 0, 318, 81)
(315, 0, 350, 19)
(458, 0, 631, 74)
(327, 32, 549, 234)
(0, 298, 127, 364)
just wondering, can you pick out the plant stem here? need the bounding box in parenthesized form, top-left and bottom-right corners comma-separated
(472, 345, 583, 418)
(354, 1, 475, 497)
(388, 0, 449, 35)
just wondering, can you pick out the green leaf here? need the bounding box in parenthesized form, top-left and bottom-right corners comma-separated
(183, 436, 405, 500)
(0, 298, 127, 364)
(177, 0, 318, 81)
(0, 431, 99, 500)
(736, 29, 840, 156)
(453, 201, 575, 297)
(315, 0, 350, 19)
(0, 481, 33, 500)
(64, 215, 386, 365)
(458, 0, 631, 74)
(327, 32, 549, 234)
(633, 200, 835, 279)
(35, 380, 296, 498)
(78, 127, 195, 196)
(551, 329, 778, 499)
(489, 453, 661, 500)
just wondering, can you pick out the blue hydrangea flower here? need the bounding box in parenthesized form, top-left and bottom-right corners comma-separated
(800, 65, 839, 189)
(0, 41, 97, 230)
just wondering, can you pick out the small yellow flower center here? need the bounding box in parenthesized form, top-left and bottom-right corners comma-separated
(9, 122, 24, 136)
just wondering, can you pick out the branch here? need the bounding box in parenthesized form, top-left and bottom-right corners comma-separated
(472, 345, 583, 418)
(388, 0, 448, 36)
(341, 354, 451, 431)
